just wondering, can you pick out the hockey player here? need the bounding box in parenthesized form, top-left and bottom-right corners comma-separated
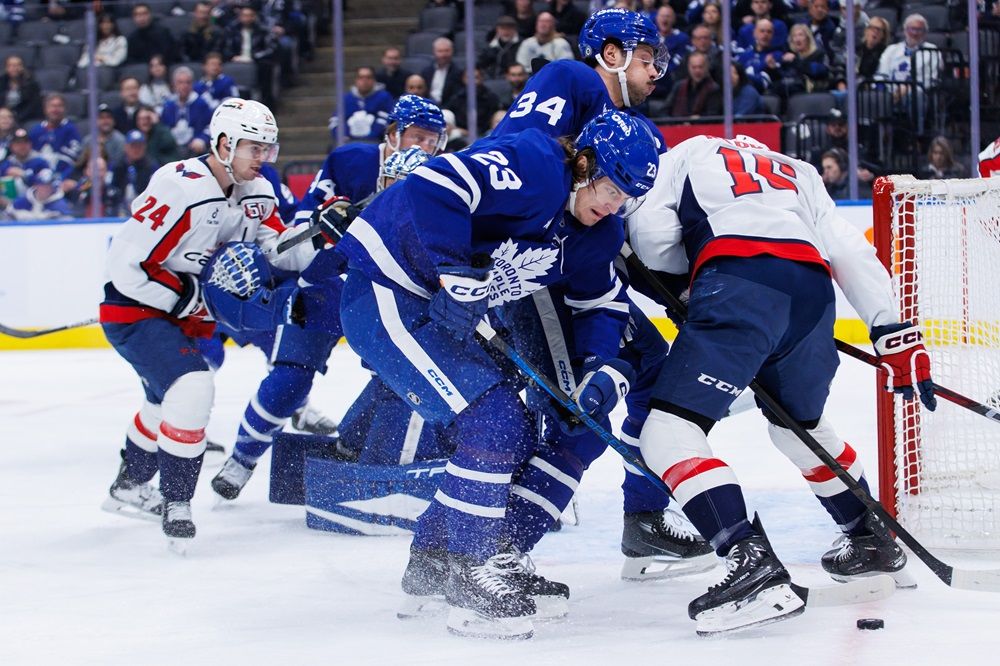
(491, 7, 713, 577)
(979, 136, 1000, 178)
(627, 134, 936, 634)
(209, 96, 448, 501)
(99, 98, 317, 547)
(336, 111, 658, 639)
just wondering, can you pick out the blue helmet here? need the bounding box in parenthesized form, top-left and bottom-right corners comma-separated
(388, 94, 447, 153)
(578, 8, 668, 107)
(576, 111, 658, 199)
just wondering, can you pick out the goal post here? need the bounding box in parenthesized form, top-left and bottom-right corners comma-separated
(872, 174, 1000, 550)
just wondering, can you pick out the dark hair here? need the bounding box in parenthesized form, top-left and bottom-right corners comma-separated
(558, 136, 596, 184)
(731, 62, 749, 88)
(98, 12, 120, 37)
(822, 147, 848, 172)
(203, 51, 223, 64)
(133, 3, 151, 13)
(928, 135, 956, 167)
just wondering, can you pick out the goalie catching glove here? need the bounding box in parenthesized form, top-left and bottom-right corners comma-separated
(871, 321, 937, 411)
(311, 196, 361, 249)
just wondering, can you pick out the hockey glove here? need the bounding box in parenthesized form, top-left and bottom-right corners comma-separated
(170, 273, 209, 320)
(311, 196, 361, 249)
(543, 397, 589, 437)
(428, 258, 493, 341)
(871, 322, 937, 411)
(571, 357, 636, 420)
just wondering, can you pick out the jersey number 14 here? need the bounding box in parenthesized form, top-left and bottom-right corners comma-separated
(717, 146, 799, 197)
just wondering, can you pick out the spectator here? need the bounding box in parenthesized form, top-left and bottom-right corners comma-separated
(917, 136, 968, 179)
(28, 93, 81, 178)
(256, 0, 301, 86)
(737, 0, 788, 51)
(404, 73, 429, 98)
(807, 108, 847, 166)
(43, 1, 85, 22)
(832, 14, 890, 91)
(479, 15, 521, 80)
(801, 0, 839, 52)
(0, 128, 49, 195)
(376, 47, 409, 100)
(126, 3, 177, 65)
(83, 104, 126, 169)
(700, 1, 729, 49)
(160, 67, 212, 157)
(112, 129, 160, 211)
(0, 106, 15, 162)
(877, 13, 942, 91)
(77, 13, 128, 69)
(222, 4, 278, 107)
(421, 37, 463, 105)
(683, 24, 724, 84)
(0, 1, 24, 41)
(509, 0, 537, 40)
(731, 62, 764, 116)
(183, 1, 224, 63)
(7, 168, 72, 221)
(67, 148, 119, 218)
(195, 52, 240, 110)
(500, 63, 528, 108)
(444, 66, 501, 136)
(771, 23, 829, 97)
(516, 11, 575, 73)
(134, 105, 180, 166)
(330, 66, 395, 142)
(112, 77, 142, 134)
(548, 0, 587, 39)
(138, 55, 172, 116)
(0, 55, 42, 124)
(736, 18, 783, 93)
(655, 5, 691, 72)
(821, 147, 851, 200)
(665, 51, 722, 117)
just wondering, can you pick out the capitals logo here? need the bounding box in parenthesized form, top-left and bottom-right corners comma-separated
(487, 239, 560, 306)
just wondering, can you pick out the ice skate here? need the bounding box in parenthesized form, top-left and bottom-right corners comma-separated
(211, 456, 255, 501)
(202, 440, 227, 467)
(162, 501, 195, 553)
(290, 402, 339, 437)
(499, 551, 569, 620)
(101, 456, 163, 521)
(398, 547, 448, 620)
(445, 553, 536, 640)
(821, 526, 915, 589)
(689, 536, 804, 636)
(621, 507, 717, 581)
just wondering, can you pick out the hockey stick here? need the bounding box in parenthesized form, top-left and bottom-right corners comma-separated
(619, 242, 1000, 593)
(834, 339, 1000, 425)
(475, 319, 895, 607)
(0, 317, 99, 339)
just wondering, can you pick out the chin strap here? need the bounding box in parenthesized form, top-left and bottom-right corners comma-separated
(596, 50, 635, 108)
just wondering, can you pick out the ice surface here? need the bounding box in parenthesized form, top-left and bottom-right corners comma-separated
(2, 345, 999, 664)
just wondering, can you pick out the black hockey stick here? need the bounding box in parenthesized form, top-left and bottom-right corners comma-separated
(0, 317, 99, 339)
(834, 339, 1000, 425)
(620, 242, 1000, 592)
(475, 319, 895, 607)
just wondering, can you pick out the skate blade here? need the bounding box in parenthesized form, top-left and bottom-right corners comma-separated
(621, 552, 718, 581)
(396, 595, 447, 620)
(831, 568, 918, 590)
(101, 496, 161, 522)
(167, 537, 193, 556)
(446, 607, 534, 640)
(532, 595, 569, 621)
(695, 584, 806, 637)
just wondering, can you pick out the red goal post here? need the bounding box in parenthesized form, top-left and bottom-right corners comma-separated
(872, 174, 1000, 550)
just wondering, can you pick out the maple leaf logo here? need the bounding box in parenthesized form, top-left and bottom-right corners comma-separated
(487, 239, 560, 306)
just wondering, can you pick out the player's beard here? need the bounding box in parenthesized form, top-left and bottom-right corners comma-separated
(626, 79, 652, 107)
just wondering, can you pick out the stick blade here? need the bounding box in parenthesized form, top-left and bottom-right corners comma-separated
(792, 574, 896, 607)
(949, 567, 1000, 592)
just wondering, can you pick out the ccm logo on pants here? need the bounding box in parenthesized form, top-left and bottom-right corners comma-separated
(697, 373, 744, 396)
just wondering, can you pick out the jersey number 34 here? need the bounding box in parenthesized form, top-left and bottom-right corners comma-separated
(507, 93, 567, 127)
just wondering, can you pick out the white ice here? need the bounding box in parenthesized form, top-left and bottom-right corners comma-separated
(2, 344, 999, 665)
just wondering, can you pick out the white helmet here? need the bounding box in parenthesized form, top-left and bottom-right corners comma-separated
(210, 98, 279, 183)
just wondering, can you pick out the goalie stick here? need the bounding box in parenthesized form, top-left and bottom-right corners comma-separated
(619, 242, 1000, 593)
(0, 317, 99, 339)
(834, 339, 1000, 425)
(474, 319, 895, 608)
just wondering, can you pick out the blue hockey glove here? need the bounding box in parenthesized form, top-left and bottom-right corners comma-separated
(543, 398, 590, 437)
(571, 357, 636, 419)
(311, 196, 361, 249)
(428, 258, 493, 340)
(871, 321, 937, 411)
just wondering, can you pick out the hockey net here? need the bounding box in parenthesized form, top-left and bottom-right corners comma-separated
(874, 175, 1000, 550)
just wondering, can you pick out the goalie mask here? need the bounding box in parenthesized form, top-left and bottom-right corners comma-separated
(200, 242, 296, 331)
(377, 145, 431, 192)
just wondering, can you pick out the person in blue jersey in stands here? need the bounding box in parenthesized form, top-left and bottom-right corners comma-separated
(336, 110, 658, 640)
(491, 7, 717, 581)
(208, 97, 449, 501)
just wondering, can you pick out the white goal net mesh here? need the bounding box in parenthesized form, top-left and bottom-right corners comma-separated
(877, 175, 1000, 549)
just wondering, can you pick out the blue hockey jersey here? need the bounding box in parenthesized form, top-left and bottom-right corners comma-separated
(261, 163, 298, 223)
(27, 119, 81, 175)
(160, 93, 213, 148)
(292, 142, 380, 225)
(194, 74, 240, 110)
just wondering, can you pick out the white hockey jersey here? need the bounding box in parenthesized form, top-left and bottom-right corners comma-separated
(103, 156, 315, 322)
(626, 135, 897, 329)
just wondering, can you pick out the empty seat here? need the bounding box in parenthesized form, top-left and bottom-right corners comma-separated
(784, 92, 837, 121)
(454, 29, 488, 52)
(60, 91, 87, 120)
(420, 6, 458, 34)
(33, 66, 71, 92)
(401, 55, 432, 74)
(406, 31, 442, 58)
(17, 20, 59, 45)
(38, 43, 82, 69)
(118, 62, 151, 84)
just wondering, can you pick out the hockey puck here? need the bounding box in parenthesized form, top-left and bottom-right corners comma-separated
(857, 618, 885, 630)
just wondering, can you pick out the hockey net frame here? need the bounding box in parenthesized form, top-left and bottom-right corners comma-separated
(873, 174, 1000, 550)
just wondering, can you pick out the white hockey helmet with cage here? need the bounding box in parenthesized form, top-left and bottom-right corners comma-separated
(210, 98, 279, 182)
